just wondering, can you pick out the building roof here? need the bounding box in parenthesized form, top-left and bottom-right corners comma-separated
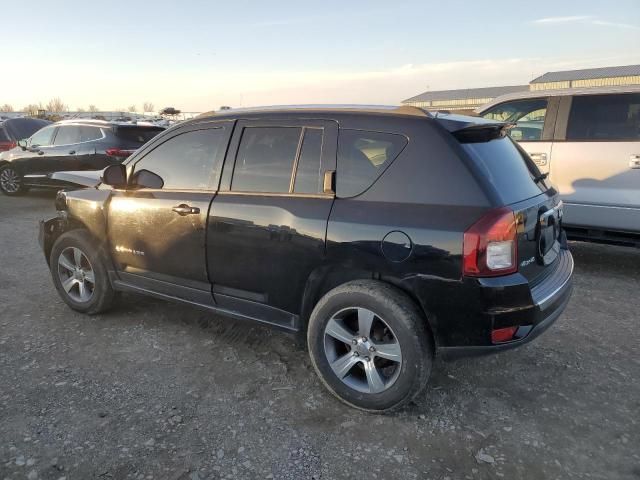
(402, 85, 528, 104)
(531, 64, 640, 84)
(475, 84, 640, 114)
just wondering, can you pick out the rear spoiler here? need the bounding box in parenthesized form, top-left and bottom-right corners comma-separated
(451, 123, 514, 143)
(433, 114, 514, 143)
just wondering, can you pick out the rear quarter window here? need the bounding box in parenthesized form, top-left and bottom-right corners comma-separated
(0, 127, 9, 142)
(462, 137, 547, 205)
(337, 129, 407, 197)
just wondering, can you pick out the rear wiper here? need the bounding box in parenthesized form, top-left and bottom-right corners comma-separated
(534, 172, 549, 183)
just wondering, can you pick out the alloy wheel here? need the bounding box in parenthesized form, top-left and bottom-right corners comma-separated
(0, 167, 21, 193)
(323, 307, 403, 394)
(57, 247, 96, 303)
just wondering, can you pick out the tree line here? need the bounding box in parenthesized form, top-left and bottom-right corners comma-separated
(1, 99, 156, 115)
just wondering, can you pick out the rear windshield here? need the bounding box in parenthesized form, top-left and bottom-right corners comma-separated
(115, 127, 164, 145)
(461, 136, 547, 205)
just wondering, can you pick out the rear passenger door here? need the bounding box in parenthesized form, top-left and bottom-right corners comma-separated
(550, 93, 640, 232)
(49, 125, 85, 171)
(75, 125, 105, 169)
(481, 97, 558, 174)
(208, 119, 337, 329)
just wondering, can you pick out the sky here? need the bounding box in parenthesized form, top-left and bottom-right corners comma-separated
(2, 0, 639, 112)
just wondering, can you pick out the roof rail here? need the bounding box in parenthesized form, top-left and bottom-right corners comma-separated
(195, 104, 433, 118)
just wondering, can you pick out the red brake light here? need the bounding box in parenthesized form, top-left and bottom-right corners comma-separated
(0, 141, 16, 152)
(491, 326, 518, 343)
(105, 148, 135, 158)
(463, 207, 518, 277)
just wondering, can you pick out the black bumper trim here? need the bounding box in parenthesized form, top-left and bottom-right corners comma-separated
(438, 285, 572, 360)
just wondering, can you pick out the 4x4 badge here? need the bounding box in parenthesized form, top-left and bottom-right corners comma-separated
(520, 256, 535, 267)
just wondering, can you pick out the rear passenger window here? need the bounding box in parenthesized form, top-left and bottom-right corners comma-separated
(566, 93, 640, 141)
(232, 127, 302, 193)
(79, 126, 103, 142)
(133, 128, 227, 190)
(53, 126, 81, 145)
(337, 130, 407, 197)
(293, 128, 323, 194)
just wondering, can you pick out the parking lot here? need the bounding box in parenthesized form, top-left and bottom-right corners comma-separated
(0, 191, 638, 480)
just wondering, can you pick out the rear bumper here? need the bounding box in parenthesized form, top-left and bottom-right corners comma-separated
(438, 248, 574, 359)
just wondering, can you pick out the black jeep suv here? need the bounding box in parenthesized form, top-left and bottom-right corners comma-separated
(0, 119, 164, 195)
(39, 106, 573, 411)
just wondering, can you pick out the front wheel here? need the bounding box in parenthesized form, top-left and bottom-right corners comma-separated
(307, 280, 433, 412)
(0, 165, 28, 195)
(49, 229, 115, 314)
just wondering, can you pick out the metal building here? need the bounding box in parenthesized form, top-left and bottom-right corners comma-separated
(529, 64, 640, 91)
(402, 64, 640, 112)
(401, 85, 528, 113)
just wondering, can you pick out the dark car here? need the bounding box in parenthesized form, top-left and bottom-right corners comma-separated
(0, 117, 52, 152)
(39, 106, 573, 411)
(0, 119, 164, 195)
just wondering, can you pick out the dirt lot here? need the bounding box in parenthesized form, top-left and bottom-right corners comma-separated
(0, 191, 638, 480)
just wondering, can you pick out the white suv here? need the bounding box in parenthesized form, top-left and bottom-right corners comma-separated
(477, 86, 640, 246)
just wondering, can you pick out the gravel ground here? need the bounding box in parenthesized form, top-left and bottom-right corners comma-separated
(1, 191, 638, 480)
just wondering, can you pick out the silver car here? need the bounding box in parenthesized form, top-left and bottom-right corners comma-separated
(477, 86, 640, 245)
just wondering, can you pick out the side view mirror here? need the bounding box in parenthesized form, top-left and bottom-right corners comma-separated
(101, 164, 127, 188)
(17, 139, 28, 150)
(131, 169, 164, 189)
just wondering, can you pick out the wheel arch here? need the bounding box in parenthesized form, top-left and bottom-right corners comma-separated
(299, 265, 437, 348)
(43, 215, 98, 262)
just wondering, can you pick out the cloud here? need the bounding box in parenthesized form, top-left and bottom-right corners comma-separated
(533, 16, 593, 24)
(533, 15, 639, 30)
(591, 20, 640, 30)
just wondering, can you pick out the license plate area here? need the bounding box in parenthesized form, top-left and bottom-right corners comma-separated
(536, 201, 563, 266)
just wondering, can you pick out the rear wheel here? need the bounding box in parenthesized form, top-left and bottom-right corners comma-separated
(50, 230, 115, 314)
(307, 280, 433, 412)
(0, 165, 28, 195)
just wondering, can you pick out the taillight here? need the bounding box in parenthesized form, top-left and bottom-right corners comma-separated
(0, 141, 16, 152)
(463, 207, 518, 277)
(105, 148, 135, 158)
(491, 326, 518, 343)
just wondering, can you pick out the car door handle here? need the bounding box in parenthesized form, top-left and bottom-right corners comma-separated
(37, 150, 44, 155)
(630, 155, 640, 169)
(172, 204, 200, 216)
(530, 152, 547, 166)
(68, 150, 76, 155)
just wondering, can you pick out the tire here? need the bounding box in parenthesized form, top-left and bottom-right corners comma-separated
(0, 165, 28, 196)
(49, 229, 115, 315)
(307, 280, 433, 412)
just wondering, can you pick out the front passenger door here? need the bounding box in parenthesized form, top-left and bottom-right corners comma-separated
(107, 121, 233, 303)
